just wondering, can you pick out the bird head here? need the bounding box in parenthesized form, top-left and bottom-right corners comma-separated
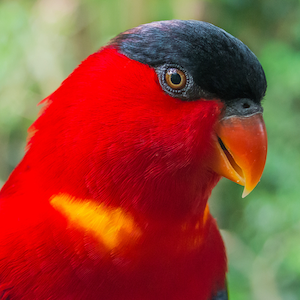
(28, 20, 267, 221)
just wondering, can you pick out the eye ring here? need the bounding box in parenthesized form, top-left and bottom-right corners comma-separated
(165, 68, 187, 90)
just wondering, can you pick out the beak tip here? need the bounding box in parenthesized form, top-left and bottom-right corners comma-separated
(242, 182, 258, 198)
(242, 188, 251, 198)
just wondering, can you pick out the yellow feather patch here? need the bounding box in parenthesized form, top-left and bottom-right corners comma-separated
(50, 194, 142, 250)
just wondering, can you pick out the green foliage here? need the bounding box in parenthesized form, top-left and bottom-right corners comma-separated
(0, 0, 299, 299)
(208, 1, 300, 299)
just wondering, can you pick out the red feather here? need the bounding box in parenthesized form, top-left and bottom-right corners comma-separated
(0, 47, 227, 299)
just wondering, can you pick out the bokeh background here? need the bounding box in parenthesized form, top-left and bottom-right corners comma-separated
(0, 0, 299, 299)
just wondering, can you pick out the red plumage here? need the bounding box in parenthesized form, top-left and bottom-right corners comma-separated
(0, 47, 226, 299)
(0, 20, 267, 300)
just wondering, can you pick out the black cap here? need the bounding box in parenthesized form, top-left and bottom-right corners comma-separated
(111, 20, 267, 104)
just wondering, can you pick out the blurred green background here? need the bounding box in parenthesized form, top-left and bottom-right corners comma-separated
(0, 0, 299, 299)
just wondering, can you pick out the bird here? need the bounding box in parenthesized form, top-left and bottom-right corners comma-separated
(0, 20, 267, 300)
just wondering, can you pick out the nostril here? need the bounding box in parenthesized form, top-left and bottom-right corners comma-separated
(242, 102, 250, 109)
(224, 99, 262, 118)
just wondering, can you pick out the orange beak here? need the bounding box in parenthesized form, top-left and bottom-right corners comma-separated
(210, 113, 267, 197)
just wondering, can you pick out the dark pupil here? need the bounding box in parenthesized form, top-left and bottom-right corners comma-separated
(171, 73, 181, 85)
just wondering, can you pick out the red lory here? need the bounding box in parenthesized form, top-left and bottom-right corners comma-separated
(0, 20, 267, 300)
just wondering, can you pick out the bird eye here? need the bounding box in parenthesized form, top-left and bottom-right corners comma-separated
(165, 68, 186, 90)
